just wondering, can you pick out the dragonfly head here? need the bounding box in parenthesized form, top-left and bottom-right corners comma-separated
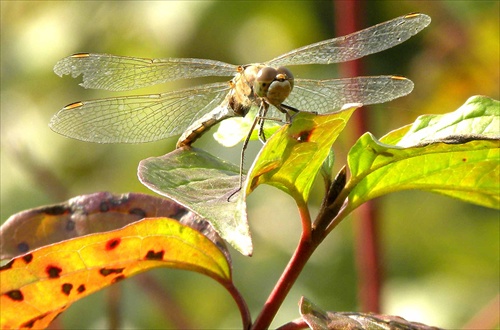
(254, 66, 294, 107)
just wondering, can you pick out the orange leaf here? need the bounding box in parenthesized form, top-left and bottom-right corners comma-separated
(0, 217, 232, 329)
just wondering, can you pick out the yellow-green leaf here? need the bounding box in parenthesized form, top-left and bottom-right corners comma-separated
(346, 96, 500, 210)
(213, 106, 281, 147)
(245, 105, 360, 204)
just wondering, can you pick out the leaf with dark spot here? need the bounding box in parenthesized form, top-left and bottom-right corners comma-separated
(46, 266, 62, 278)
(1, 192, 226, 260)
(245, 107, 359, 204)
(105, 238, 121, 250)
(145, 250, 165, 260)
(99, 268, 124, 277)
(22, 254, 33, 264)
(5, 290, 24, 301)
(61, 283, 73, 296)
(0, 218, 232, 329)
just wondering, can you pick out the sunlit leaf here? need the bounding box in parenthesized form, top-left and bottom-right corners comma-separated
(1, 217, 232, 329)
(0, 192, 229, 260)
(213, 107, 281, 147)
(138, 147, 252, 256)
(346, 96, 500, 210)
(299, 296, 442, 330)
(394, 95, 499, 146)
(245, 104, 360, 204)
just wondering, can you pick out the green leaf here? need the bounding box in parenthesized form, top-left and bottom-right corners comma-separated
(392, 95, 499, 146)
(1, 217, 232, 329)
(213, 107, 281, 147)
(299, 296, 442, 330)
(138, 147, 252, 256)
(346, 96, 500, 210)
(245, 104, 360, 204)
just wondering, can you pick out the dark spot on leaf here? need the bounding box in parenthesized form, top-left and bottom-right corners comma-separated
(99, 267, 125, 276)
(44, 205, 69, 216)
(66, 219, 76, 231)
(46, 265, 62, 278)
(294, 129, 313, 142)
(77, 284, 86, 293)
(145, 250, 164, 260)
(462, 158, 467, 162)
(5, 290, 23, 301)
(22, 254, 33, 264)
(100, 201, 110, 212)
(106, 238, 121, 250)
(129, 208, 147, 218)
(0, 259, 14, 271)
(61, 283, 73, 296)
(18, 242, 30, 253)
(42, 205, 69, 215)
(22, 319, 35, 329)
(112, 275, 126, 283)
(21, 311, 54, 329)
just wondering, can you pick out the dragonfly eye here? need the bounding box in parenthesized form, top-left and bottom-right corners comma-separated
(277, 66, 294, 89)
(254, 67, 278, 97)
(253, 66, 294, 106)
(256, 67, 278, 83)
(253, 66, 283, 97)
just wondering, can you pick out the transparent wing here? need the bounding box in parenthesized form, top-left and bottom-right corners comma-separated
(54, 53, 237, 91)
(49, 82, 231, 143)
(282, 76, 414, 114)
(268, 13, 431, 67)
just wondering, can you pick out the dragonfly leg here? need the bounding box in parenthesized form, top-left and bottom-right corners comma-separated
(280, 103, 314, 124)
(256, 103, 271, 143)
(227, 102, 270, 202)
(227, 103, 266, 203)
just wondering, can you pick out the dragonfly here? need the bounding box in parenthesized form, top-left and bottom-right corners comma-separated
(50, 13, 431, 152)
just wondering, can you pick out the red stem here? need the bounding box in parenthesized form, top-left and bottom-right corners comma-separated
(251, 202, 314, 329)
(334, 1, 382, 312)
(275, 318, 309, 330)
(224, 281, 252, 330)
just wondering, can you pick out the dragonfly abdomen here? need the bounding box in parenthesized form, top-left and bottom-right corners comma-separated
(176, 101, 240, 148)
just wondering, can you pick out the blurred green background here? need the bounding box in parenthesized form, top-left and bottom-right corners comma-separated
(1, 1, 498, 329)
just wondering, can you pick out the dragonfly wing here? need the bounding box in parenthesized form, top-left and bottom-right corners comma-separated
(268, 13, 431, 67)
(54, 53, 237, 91)
(49, 82, 231, 143)
(286, 76, 414, 114)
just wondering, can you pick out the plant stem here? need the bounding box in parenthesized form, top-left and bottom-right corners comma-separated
(224, 282, 252, 330)
(275, 318, 308, 330)
(251, 204, 315, 329)
(298, 199, 312, 242)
